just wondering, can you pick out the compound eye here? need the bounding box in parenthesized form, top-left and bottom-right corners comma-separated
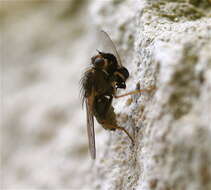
(93, 57, 105, 68)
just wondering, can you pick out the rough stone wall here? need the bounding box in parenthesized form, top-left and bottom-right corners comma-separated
(1, 0, 211, 190)
(90, 0, 211, 190)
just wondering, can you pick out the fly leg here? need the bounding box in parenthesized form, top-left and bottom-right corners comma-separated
(115, 85, 156, 98)
(101, 120, 134, 145)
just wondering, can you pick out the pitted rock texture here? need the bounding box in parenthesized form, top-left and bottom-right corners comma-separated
(90, 0, 211, 190)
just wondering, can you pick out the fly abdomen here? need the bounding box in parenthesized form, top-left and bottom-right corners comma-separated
(93, 95, 112, 121)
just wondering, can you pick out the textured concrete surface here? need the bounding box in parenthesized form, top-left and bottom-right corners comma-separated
(90, 0, 211, 190)
(1, 0, 211, 190)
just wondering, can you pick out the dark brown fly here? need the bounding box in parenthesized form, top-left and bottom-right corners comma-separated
(81, 31, 154, 159)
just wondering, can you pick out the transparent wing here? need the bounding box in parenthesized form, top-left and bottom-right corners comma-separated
(85, 97, 96, 159)
(98, 30, 122, 67)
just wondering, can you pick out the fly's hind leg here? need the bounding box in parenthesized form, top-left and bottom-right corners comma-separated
(115, 85, 156, 98)
(96, 101, 134, 144)
(101, 120, 134, 145)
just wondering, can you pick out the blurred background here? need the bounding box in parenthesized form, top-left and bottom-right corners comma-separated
(1, 0, 106, 189)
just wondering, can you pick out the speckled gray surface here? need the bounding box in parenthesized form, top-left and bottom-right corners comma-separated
(1, 0, 211, 190)
(90, 0, 211, 190)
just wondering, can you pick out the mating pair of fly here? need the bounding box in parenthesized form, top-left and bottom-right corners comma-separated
(81, 31, 154, 159)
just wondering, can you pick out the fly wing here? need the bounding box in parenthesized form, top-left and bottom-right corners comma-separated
(80, 68, 96, 159)
(85, 96, 96, 159)
(98, 30, 123, 67)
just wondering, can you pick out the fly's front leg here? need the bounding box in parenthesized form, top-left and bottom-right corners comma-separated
(114, 85, 156, 99)
(101, 120, 134, 145)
